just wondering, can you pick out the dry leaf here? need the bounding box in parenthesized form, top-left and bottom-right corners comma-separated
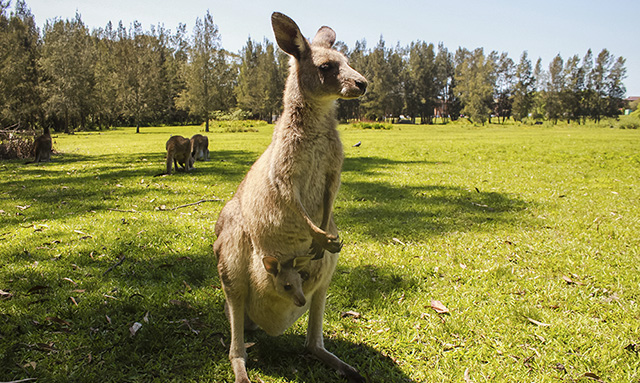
(0, 289, 13, 300)
(143, 311, 150, 323)
(526, 317, 550, 327)
(430, 300, 450, 314)
(130, 322, 142, 337)
(63, 277, 77, 286)
(392, 237, 406, 246)
(341, 310, 361, 319)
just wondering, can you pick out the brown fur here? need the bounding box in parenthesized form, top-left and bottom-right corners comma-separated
(213, 12, 367, 383)
(190, 134, 210, 161)
(165, 135, 194, 175)
(25, 126, 52, 164)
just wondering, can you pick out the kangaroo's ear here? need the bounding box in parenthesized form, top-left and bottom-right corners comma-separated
(312, 26, 336, 49)
(262, 256, 281, 276)
(272, 12, 309, 60)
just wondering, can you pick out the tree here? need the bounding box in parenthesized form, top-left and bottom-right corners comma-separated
(113, 21, 168, 133)
(360, 38, 403, 121)
(493, 52, 515, 123)
(39, 13, 96, 132)
(404, 41, 437, 123)
(454, 48, 495, 125)
(0, 0, 41, 129)
(178, 10, 231, 131)
(605, 56, 626, 117)
(235, 38, 285, 122)
(561, 54, 584, 123)
(545, 54, 564, 124)
(588, 49, 612, 123)
(434, 43, 457, 122)
(512, 51, 535, 122)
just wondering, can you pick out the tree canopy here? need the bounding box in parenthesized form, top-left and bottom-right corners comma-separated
(0, 2, 629, 131)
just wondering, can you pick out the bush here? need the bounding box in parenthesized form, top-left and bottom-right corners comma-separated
(351, 121, 393, 130)
(211, 109, 253, 121)
(208, 119, 269, 133)
(615, 115, 640, 130)
(0, 133, 33, 159)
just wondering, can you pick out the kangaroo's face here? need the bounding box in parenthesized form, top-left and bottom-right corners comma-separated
(262, 256, 310, 307)
(305, 47, 367, 100)
(272, 12, 367, 102)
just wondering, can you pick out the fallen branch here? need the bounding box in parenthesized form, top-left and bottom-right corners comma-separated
(108, 208, 137, 213)
(103, 254, 126, 276)
(1, 379, 38, 383)
(159, 198, 222, 211)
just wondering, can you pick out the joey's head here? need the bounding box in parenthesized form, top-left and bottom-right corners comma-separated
(271, 12, 368, 102)
(262, 256, 311, 307)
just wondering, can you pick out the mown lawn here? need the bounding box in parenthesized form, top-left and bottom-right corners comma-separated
(1, 121, 639, 382)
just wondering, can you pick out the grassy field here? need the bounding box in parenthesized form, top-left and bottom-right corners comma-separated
(1, 120, 639, 382)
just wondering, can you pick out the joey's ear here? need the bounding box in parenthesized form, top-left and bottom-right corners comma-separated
(293, 256, 312, 269)
(271, 12, 309, 60)
(262, 256, 281, 276)
(312, 26, 336, 49)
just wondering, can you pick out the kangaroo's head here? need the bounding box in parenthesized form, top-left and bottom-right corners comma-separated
(272, 12, 367, 102)
(262, 256, 311, 307)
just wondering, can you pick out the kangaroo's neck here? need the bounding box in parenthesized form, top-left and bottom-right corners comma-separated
(280, 74, 337, 134)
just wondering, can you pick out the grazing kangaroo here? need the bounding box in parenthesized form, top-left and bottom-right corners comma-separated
(213, 12, 367, 383)
(190, 134, 210, 161)
(25, 126, 52, 164)
(163, 135, 194, 175)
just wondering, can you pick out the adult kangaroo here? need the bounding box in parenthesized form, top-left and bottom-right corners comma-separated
(213, 12, 367, 383)
(25, 126, 52, 164)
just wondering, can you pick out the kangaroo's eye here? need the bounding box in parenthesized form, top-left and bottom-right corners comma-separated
(284, 284, 292, 291)
(319, 63, 333, 72)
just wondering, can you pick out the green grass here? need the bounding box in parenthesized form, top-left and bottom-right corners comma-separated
(1, 121, 639, 382)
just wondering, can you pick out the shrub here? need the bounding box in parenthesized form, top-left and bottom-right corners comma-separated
(351, 121, 393, 130)
(208, 119, 269, 133)
(0, 133, 33, 159)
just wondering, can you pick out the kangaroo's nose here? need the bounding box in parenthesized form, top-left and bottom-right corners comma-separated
(355, 80, 367, 93)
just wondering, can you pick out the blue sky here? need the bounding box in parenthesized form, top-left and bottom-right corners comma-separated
(19, 0, 640, 96)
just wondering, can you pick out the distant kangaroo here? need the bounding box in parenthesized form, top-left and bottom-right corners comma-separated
(25, 126, 52, 164)
(190, 134, 209, 161)
(163, 135, 194, 175)
(213, 12, 367, 383)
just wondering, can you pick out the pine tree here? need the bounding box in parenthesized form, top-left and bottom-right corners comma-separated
(178, 11, 230, 132)
(512, 51, 534, 122)
(0, 1, 40, 129)
(39, 13, 96, 132)
(454, 48, 495, 125)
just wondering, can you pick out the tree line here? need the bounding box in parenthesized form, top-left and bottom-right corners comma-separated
(0, 1, 628, 132)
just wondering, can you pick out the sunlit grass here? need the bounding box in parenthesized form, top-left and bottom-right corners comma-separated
(1, 121, 639, 382)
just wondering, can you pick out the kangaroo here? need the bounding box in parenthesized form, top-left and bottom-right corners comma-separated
(158, 135, 194, 176)
(190, 134, 210, 161)
(213, 12, 367, 383)
(25, 126, 52, 164)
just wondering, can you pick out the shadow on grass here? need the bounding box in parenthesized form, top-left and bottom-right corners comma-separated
(339, 156, 532, 241)
(0, 149, 258, 226)
(0, 244, 415, 382)
(249, 333, 415, 383)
